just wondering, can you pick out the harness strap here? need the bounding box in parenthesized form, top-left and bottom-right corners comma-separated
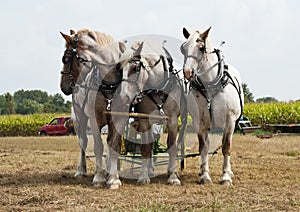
(225, 73, 244, 127)
(145, 90, 169, 116)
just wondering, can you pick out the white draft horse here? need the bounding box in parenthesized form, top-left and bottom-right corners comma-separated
(181, 27, 244, 185)
(106, 40, 187, 187)
(60, 29, 125, 186)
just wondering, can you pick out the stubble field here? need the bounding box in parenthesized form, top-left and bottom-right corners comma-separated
(0, 134, 300, 211)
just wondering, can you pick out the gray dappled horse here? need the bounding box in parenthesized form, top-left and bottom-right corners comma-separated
(60, 29, 125, 186)
(181, 27, 244, 185)
(106, 40, 187, 188)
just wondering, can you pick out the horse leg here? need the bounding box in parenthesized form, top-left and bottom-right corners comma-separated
(74, 116, 88, 177)
(220, 121, 235, 186)
(137, 120, 153, 185)
(166, 117, 181, 185)
(106, 119, 126, 189)
(75, 148, 87, 177)
(90, 121, 106, 185)
(199, 131, 212, 184)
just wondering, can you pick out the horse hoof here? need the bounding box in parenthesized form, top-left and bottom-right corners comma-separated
(167, 178, 181, 185)
(105, 181, 122, 189)
(93, 182, 104, 188)
(220, 180, 232, 186)
(74, 172, 87, 178)
(199, 177, 212, 185)
(137, 178, 150, 185)
(167, 173, 181, 185)
(93, 173, 107, 184)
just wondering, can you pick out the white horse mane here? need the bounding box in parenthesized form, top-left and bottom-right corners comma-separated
(120, 40, 165, 63)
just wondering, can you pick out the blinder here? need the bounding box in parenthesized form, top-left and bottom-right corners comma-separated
(180, 42, 186, 55)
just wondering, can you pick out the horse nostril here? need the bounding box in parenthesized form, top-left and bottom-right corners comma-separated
(70, 82, 75, 88)
(184, 69, 192, 81)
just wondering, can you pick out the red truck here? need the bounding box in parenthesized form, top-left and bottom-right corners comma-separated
(39, 116, 72, 136)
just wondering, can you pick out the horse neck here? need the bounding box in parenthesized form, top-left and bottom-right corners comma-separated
(93, 47, 121, 82)
(144, 61, 165, 88)
(200, 49, 219, 82)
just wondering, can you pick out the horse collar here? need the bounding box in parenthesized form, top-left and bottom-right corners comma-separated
(191, 49, 229, 101)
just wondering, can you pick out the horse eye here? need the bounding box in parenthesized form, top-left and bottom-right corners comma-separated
(199, 46, 205, 52)
(62, 56, 70, 64)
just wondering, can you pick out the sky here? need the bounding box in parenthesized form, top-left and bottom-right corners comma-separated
(0, 0, 299, 101)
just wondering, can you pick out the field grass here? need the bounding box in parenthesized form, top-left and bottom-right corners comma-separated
(0, 135, 300, 211)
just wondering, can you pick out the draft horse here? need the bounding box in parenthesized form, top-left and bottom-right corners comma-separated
(106, 40, 187, 187)
(181, 27, 244, 185)
(60, 29, 125, 186)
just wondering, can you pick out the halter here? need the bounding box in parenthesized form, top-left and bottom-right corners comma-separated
(61, 34, 80, 88)
(122, 55, 164, 103)
(181, 36, 208, 78)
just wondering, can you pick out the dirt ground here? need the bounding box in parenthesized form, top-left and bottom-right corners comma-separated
(0, 134, 300, 211)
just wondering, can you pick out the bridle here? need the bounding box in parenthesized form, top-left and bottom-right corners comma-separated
(60, 34, 80, 88)
(121, 55, 143, 94)
(61, 34, 94, 89)
(181, 37, 208, 78)
(121, 54, 163, 102)
(181, 37, 225, 80)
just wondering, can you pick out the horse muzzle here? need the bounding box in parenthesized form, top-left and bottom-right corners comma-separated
(183, 68, 195, 81)
(60, 83, 73, 96)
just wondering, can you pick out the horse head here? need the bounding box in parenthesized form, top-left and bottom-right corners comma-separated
(119, 41, 165, 105)
(59, 29, 115, 95)
(181, 27, 212, 81)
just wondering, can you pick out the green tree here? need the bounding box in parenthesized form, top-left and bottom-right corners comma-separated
(17, 99, 44, 114)
(46, 93, 67, 113)
(256, 97, 278, 103)
(3, 89, 83, 114)
(242, 83, 254, 103)
(4, 92, 15, 114)
(0, 95, 6, 114)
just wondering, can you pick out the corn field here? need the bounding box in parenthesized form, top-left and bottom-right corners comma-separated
(243, 101, 300, 125)
(0, 114, 68, 137)
(1, 102, 300, 136)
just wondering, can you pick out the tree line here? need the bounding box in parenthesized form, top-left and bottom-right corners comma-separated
(0, 89, 72, 115)
(0, 84, 285, 115)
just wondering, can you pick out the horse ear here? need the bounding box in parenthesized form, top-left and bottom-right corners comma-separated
(200, 27, 211, 40)
(134, 42, 144, 56)
(88, 31, 97, 41)
(119, 42, 126, 53)
(70, 29, 76, 35)
(183, 27, 190, 39)
(60, 32, 73, 43)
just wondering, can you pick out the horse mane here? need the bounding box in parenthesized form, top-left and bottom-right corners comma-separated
(119, 40, 165, 69)
(77, 29, 115, 46)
